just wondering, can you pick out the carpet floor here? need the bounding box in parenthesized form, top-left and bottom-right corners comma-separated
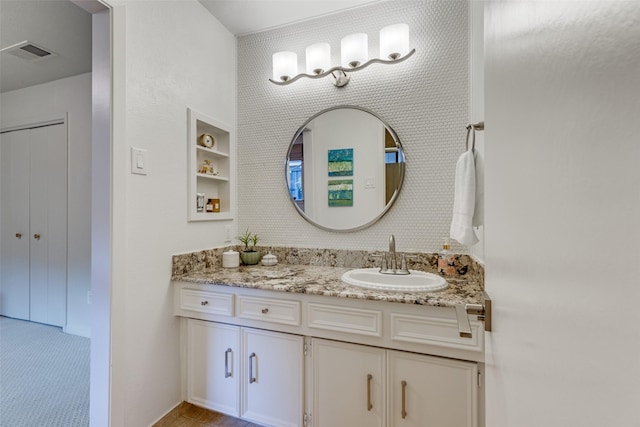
(0, 316, 90, 426)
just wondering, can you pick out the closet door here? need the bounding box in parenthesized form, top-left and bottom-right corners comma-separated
(29, 124, 67, 327)
(0, 130, 30, 320)
(0, 123, 67, 326)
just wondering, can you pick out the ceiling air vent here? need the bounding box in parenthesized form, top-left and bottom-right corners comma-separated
(0, 41, 57, 62)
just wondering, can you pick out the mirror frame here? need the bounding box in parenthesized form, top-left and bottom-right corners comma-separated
(285, 105, 406, 232)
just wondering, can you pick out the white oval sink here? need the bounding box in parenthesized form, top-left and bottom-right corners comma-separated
(341, 268, 448, 292)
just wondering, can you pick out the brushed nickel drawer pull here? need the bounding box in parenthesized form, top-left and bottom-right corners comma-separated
(224, 348, 232, 378)
(249, 352, 256, 383)
(367, 374, 373, 411)
(401, 380, 407, 419)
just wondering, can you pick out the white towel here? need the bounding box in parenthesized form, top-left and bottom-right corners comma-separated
(450, 147, 479, 246)
(472, 148, 484, 227)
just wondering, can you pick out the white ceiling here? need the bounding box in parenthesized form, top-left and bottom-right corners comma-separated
(0, 0, 92, 93)
(0, 0, 380, 93)
(198, 0, 382, 36)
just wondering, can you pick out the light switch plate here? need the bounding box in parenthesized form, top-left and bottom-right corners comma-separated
(131, 147, 147, 175)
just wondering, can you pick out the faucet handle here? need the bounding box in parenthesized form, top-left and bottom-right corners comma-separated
(398, 254, 417, 274)
(371, 253, 387, 271)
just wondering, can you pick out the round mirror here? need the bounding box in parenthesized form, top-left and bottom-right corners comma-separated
(285, 106, 406, 232)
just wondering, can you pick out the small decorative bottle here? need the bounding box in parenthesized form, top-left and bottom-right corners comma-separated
(437, 240, 456, 276)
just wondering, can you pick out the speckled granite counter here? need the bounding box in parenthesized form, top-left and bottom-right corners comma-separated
(172, 246, 484, 308)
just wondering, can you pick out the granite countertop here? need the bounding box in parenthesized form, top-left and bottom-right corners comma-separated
(173, 263, 484, 308)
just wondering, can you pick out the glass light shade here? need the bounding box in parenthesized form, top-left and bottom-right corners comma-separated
(380, 23, 410, 60)
(306, 43, 331, 75)
(272, 51, 298, 82)
(341, 33, 368, 68)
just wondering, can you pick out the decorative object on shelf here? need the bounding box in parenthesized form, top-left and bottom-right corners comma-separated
(270, 23, 414, 87)
(238, 229, 261, 265)
(206, 199, 214, 213)
(261, 252, 278, 266)
(198, 159, 218, 175)
(198, 132, 215, 148)
(196, 193, 205, 213)
(207, 198, 220, 213)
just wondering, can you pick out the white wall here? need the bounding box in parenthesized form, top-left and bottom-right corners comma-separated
(105, 1, 236, 425)
(469, 0, 485, 262)
(485, 2, 640, 426)
(0, 73, 92, 337)
(237, 0, 470, 253)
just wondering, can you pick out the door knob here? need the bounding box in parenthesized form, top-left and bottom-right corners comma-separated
(33, 233, 41, 240)
(16, 233, 22, 239)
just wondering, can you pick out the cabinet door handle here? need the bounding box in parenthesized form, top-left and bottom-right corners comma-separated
(33, 233, 41, 240)
(249, 352, 256, 383)
(261, 308, 269, 314)
(16, 233, 22, 239)
(401, 380, 408, 419)
(367, 374, 373, 411)
(224, 348, 232, 378)
(201, 300, 209, 306)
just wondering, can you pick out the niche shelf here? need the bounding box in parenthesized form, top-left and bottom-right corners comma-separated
(187, 108, 235, 222)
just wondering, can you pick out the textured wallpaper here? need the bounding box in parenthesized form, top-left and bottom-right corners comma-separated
(237, 0, 469, 253)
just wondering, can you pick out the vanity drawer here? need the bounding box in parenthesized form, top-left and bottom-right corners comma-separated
(307, 303, 382, 337)
(179, 289, 234, 317)
(237, 296, 301, 326)
(390, 313, 483, 353)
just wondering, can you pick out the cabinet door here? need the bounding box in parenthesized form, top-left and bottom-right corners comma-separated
(388, 350, 478, 427)
(0, 130, 30, 320)
(241, 328, 303, 427)
(187, 319, 240, 416)
(312, 338, 385, 427)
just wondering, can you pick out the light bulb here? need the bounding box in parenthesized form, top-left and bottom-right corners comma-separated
(272, 51, 298, 82)
(380, 23, 410, 60)
(341, 33, 368, 68)
(306, 43, 331, 75)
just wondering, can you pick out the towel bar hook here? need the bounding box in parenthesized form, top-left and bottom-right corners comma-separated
(465, 121, 484, 152)
(465, 126, 476, 151)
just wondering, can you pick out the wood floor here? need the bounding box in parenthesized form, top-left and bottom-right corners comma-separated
(153, 402, 264, 427)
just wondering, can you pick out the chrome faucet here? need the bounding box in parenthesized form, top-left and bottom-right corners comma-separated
(378, 234, 411, 275)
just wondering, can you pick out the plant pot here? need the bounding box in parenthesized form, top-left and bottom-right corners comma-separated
(240, 251, 261, 265)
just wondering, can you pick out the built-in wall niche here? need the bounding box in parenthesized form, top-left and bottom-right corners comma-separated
(187, 108, 234, 222)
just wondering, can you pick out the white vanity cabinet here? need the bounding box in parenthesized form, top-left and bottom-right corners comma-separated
(312, 339, 386, 427)
(176, 283, 484, 427)
(387, 350, 477, 427)
(187, 320, 239, 415)
(186, 318, 304, 427)
(311, 338, 477, 427)
(240, 328, 304, 427)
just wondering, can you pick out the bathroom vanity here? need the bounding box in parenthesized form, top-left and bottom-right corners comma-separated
(172, 248, 485, 427)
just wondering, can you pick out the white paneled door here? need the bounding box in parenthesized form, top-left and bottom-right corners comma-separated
(0, 122, 67, 327)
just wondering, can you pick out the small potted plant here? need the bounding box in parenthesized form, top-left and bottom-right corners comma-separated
(238, 229, 261, 265)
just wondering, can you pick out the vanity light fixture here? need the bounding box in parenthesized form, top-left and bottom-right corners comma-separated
(269, 23, 415, 88)
(272, 51, 298, 83)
